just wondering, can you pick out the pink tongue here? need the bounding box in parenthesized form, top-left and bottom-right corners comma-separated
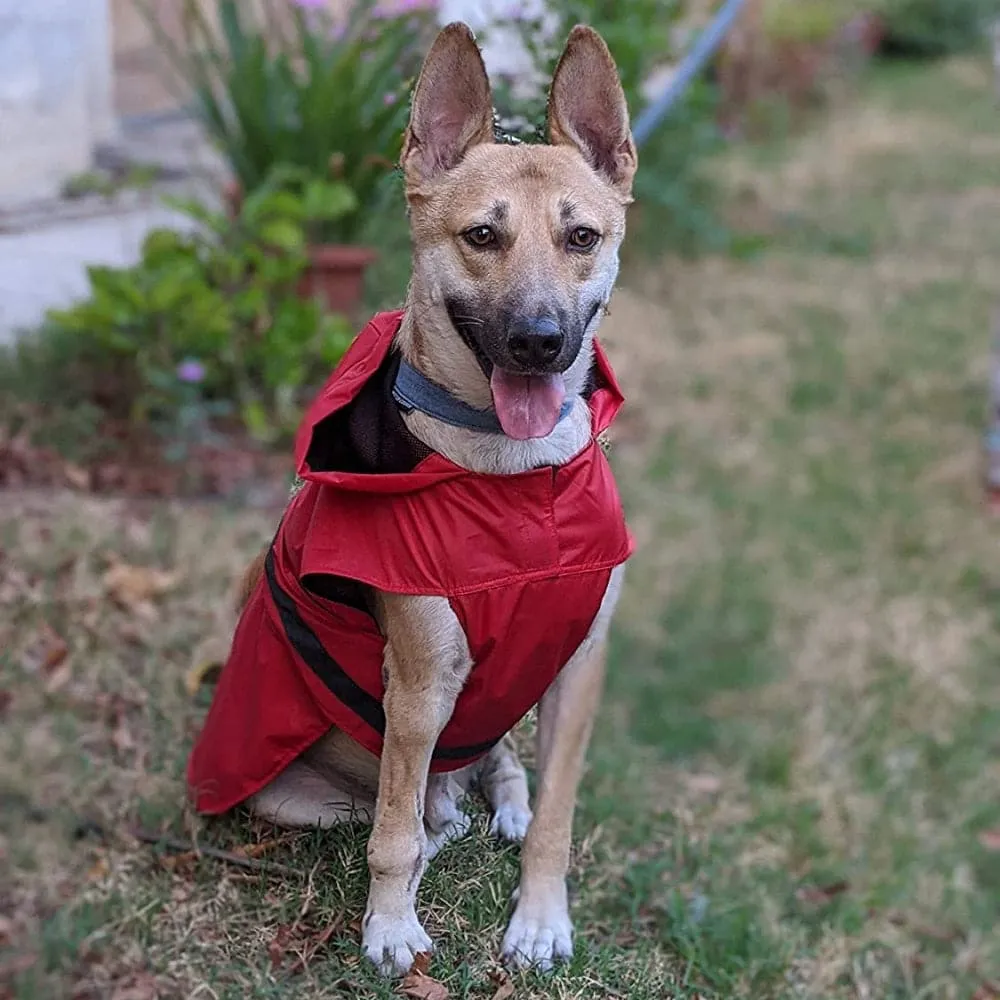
(489, 369, 566, 440)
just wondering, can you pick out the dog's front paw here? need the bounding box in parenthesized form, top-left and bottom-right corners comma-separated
(362, 909, 433, 977)
(501, 883, 573, 972)
(489, 801, 532, 842)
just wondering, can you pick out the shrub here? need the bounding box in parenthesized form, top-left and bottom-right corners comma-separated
(878, 0, 999, 57)
(41, 169, 355, 452)
(763, 0, 872, 44)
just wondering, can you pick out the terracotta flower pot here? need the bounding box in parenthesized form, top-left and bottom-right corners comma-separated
(299, 244, 378, 316)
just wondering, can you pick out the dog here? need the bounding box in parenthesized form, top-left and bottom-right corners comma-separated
(187, 21, 637, 978)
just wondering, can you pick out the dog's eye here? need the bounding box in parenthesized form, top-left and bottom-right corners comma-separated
(463, 225, 497, 248)
(568, 227, 600, 251)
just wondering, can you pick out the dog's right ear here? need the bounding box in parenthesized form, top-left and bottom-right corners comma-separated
(547, 26, 637, 199)
(401, 23, 495, 190)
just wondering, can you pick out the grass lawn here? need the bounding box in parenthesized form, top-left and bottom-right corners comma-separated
(3, 56, 1000, 999)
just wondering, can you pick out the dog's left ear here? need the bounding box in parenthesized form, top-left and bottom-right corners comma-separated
(547, 26, 637, 199)
(402, 22, 495, 190)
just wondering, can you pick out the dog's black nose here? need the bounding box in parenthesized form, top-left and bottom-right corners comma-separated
(507, 317, 564, 369)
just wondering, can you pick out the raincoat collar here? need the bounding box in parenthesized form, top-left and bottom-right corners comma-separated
(294, 310, 625, 495)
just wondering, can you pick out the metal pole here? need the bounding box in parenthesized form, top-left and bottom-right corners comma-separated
(632, 0, 751, 148)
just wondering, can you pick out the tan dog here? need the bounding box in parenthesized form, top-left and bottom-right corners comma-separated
(221, 22, 636, 977)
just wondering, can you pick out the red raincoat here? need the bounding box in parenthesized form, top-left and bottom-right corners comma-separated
(187, 310, 633, 815)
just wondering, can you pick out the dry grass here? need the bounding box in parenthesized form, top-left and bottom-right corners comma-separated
(4, 54, 1000, 999)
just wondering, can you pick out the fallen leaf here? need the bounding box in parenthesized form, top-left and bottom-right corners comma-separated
(0, 915, 13, 946)
(795, 880, 850, 906)
(62, 463, 91, 491)
(184, 659, 223, 698)
(44, 661, 73, 694)
(102, 561, 177, 619)
(977, 828, 1000, 852)
(231, 835, 295, 859)
(488, 970, 515, 1000)
(973, 982, 1000, 1000)
(85, 856, 110, 882)
(398, 967, 449, 1000)
(268, 924, 294, 969)
(411, 953, 431, 976)
(284, 919, 343, 977)
(21, 624, 68, 676)
(158, 852, 197, 877)
(39, 632, 68, 672)
(0, 690, 11, 715)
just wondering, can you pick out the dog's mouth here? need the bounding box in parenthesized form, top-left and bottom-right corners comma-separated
(446, 301, 573, 440)
(488, 369, 567, 440)
(462, 341, 568, 441)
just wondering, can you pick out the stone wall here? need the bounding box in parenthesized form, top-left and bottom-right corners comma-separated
(0, 0, 115, 203)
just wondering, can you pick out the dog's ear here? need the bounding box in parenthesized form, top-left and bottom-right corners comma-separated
(401, 23, 495, 188)
(547, 26, 637, 198)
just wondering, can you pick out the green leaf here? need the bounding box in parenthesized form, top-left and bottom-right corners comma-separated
(303, 181, 358, 222)
(318, 315, 355, 367)
(242, 186, 303, 229)
(145, 367, 180, 392)
(148, 272, 195, 314)
(162, 195, 223, 229)
(242, 398, 277, 443)
(258, 220, 305, 253)
(141, 228, 191, 263)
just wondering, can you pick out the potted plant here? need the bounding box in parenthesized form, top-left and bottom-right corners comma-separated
(140, 0, 437, 314)
(45, 165, 357, 452)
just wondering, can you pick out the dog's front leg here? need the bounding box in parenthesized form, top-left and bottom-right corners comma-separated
(362, 594, 472, 977)
(501, 565, 624, 971)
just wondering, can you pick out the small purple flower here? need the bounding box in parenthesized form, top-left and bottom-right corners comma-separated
(292, 0, 327, 9)
(383, 92, 397, 105)
(176, 359, 206, 384)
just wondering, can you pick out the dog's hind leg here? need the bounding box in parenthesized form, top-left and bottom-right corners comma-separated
(424, 772, 472, 859)
(248, 758, 374, 828)
(481, 735, 532, 843)
(424, 735, 533, 857)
